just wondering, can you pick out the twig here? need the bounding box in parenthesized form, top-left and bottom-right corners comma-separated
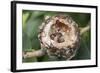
(23, 49, 45, 59)
(80, 22, 90, 35)
(80, 25, 90, 35)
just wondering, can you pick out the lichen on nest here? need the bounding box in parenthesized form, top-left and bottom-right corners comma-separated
(38, 14, 80, 60)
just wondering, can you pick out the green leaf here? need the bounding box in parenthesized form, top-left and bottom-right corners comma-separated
(22, 31, 32, 51)
(74, 31, 90, 60)
(22, 12, 31, 29)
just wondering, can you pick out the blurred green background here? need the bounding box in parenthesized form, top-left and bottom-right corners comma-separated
(22, 10, 91, 62)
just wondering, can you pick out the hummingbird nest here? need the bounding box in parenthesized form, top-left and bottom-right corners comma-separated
(38, 14, 80, 60)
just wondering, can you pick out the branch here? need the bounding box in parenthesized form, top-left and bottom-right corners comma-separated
(80, 22, 90, 35)
(23, 49, 45, 59)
